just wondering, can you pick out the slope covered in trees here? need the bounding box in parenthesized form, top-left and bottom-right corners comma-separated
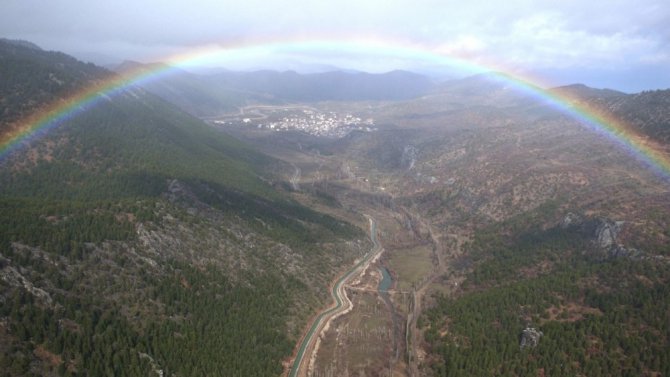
(0, 40, 366, 376)
(421, 211, 670, 377)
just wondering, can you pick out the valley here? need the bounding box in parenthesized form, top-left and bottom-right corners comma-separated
(1, 39, 669, 377)
(289, 217, 383, 377)
(221, 88, 670, 376)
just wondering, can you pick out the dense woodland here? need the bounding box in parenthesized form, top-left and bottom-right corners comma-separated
(421, 211, 670, 376)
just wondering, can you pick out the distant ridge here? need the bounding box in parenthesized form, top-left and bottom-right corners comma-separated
(211, 69, 435, 101)
(427, 72, 539, 108)
(114, 60, 189, 75)
(549, 83, 626, 100)
(0, 38, 111, 132)
(587, 89, 670, 143)
(0, 38, 42, 51)
(109, 61, 436, 116)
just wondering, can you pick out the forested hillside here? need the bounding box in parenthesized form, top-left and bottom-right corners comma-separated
(0, 40, 367, 376)
(549, 81, 670, 145)
(591, 89, 670, 144)
(315, 79, 670, 376)
(421, 209, 670, 376)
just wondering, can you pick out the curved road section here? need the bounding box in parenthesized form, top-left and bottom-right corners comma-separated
(288, 217, 382, 377)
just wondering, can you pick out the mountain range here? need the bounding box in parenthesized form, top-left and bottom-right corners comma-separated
(115, 60, 670, 149)
(113, 61, 435, 116)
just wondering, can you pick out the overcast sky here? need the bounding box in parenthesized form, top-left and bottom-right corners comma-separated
(2, 0, 669, 91)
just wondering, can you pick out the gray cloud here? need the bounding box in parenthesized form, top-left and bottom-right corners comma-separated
(2, 0, 669, 89)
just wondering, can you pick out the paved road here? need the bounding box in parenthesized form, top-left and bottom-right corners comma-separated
(288, 217, 382, 377)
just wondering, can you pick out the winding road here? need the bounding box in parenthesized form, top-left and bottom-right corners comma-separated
(288, 217, 383, 377)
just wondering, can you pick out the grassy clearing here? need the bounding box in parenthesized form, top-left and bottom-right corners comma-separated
(387, 246, 435, 291)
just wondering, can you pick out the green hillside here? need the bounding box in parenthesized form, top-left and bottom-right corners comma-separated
(421, 209, 670, 377)
(0, 40, 365, 376)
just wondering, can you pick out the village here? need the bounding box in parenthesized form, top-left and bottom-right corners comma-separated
(214, 108, 376, 138)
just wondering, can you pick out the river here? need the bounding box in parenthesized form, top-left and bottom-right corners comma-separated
(378, 265, 400, 362)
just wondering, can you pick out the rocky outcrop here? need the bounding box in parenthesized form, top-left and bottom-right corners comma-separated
(594, 218, 625, 249)
(560, 213, 643, 260)
(0, 258, 53, 306)
(560, 212, 583, 229)
(401, 145, 418, 170)
(520, 327, 543, 349)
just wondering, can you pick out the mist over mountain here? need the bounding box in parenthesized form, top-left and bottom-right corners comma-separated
(0, 38, 42, 51)
(113, 60, 436, 116)
(209, 69, 435, 101)
(113, 60, 251, 115)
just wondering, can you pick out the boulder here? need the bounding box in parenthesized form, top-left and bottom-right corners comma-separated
(520, 327, 543, 349)
(560, 212, 583, 229)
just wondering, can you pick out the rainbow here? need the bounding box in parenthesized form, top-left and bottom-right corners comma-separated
(1, 37, 669, 180)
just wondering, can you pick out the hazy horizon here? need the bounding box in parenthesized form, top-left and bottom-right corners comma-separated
(2, 0, 669, 92)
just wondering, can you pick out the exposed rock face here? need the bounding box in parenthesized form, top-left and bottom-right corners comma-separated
(401, 145, 418, 170)
(560, 212, 583, 229)
(595, 219, 623, 249)
(560, 213, 644, 260)
(608, 244, 644, 259)
(0, 262, 53, 306)
(520, 327, 543, 349)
